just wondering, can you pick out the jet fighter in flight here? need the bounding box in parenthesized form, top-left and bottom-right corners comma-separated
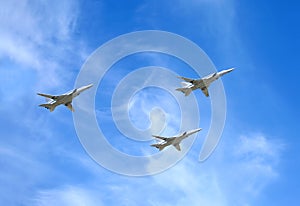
(151, 128, 202, 151)
(37, 84, 93, 112)
(176, 68, 234, 97)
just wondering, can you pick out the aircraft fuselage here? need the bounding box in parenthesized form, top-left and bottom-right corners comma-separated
(176, 68, 234, 97)
(38, 84, 93, 112)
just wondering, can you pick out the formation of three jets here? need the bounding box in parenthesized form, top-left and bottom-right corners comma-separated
(37, 68, 234, 151)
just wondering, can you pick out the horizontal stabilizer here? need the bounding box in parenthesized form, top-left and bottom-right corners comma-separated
(39, 103, 55, 112)
(180, 82, 193, 88)
(150, 144, 164, 151)
(176, 87, 192, 96)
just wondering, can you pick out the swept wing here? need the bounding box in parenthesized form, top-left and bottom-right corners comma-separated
(65, 102, 74, 112)
(152, 135, 169, 141)
(173, 143, 181, 151)
(177, 76, 194, 82)
(201, 87, 209, 97)
(37, 93, 58, 100)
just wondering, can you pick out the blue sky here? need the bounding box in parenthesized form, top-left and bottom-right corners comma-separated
(0, 0, 299, 205)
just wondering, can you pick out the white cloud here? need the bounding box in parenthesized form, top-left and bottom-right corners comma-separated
(141, 133, 283, 205)
(15, 131, 283, 206)
(150, 158, 226, 206)
(0, 1, 285, 205)
(32, 186, 103, 206)
(0, 144, 55, 206)
(0, 0, 85, 88)
(227, 134, 284, 196)
(128, 87, 177, 133)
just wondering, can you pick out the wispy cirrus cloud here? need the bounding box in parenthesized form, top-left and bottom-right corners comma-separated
(228, 134, 284, 196)
(143, 133, 284, 205)
(0, 1, 287, 205)
(0, 144, 54, 205)
(0, 1, 89, 205)
(25, 132, 283, 206)
(0, 0, 86, 88)
(31, 186, 104, 206)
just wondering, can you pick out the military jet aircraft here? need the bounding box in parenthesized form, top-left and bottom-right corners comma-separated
(151, 128, 202, 151)
(176, 68, 234, 97)
(37, 84, 93, 112)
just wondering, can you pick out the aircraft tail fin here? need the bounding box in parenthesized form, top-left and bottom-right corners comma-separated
(39, 103, 56, 112)
(176, 87, 192, 96)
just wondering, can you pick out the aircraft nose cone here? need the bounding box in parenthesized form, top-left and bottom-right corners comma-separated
(85, 84, 93, 89)
(81, 84, 93, 90)
(222, 68, 234, 75)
